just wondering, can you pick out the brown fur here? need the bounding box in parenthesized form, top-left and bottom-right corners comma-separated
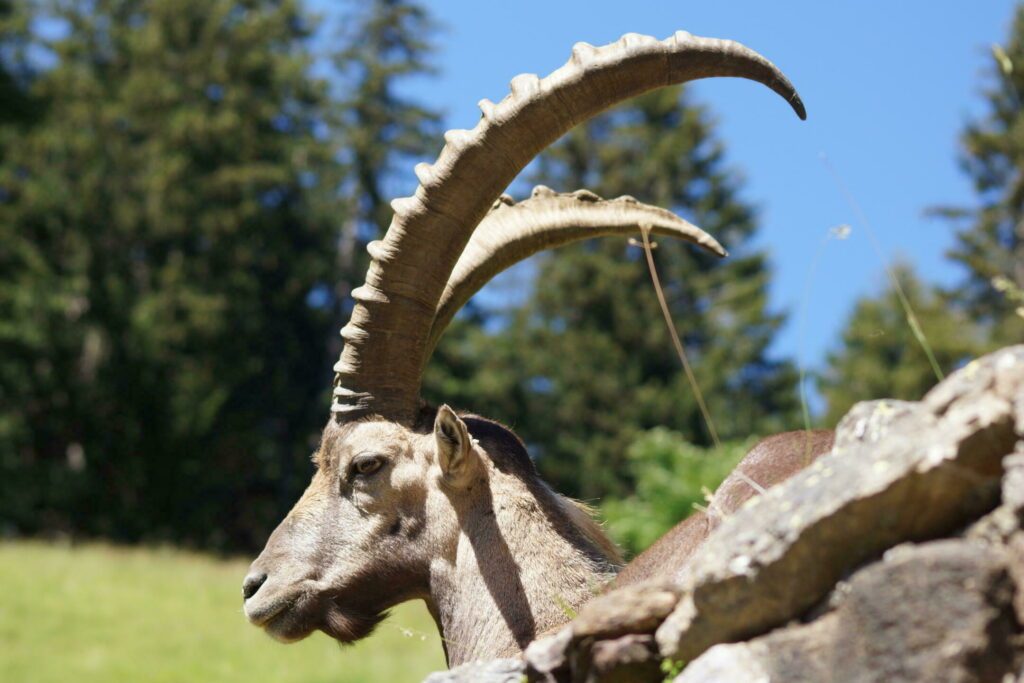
(245, 408, 620, 665)
(613, 429, 835, 588)
(560, 498, 625, 567)
(460, 413, 624, 567)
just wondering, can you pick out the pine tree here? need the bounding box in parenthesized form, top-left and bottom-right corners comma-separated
(819, 264, 981, 425)
(331, 0, 441, 274)
(0, 0, 36, 129)
(0, 0, 339, 549)
(944, 4, 1024, 344)
(428, 87, 800, 499)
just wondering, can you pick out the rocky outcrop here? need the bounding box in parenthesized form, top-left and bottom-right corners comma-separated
(675, 538, 1019, 683)
(424, 345, 1024, 682)
(422, 659, 526, 683)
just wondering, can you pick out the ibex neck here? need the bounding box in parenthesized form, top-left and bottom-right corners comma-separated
(427, 481, 618, 666)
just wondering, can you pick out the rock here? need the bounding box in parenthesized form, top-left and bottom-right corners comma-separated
(526, 631, 664, 683)
(674, 618, 835, 683)
(1009, 532, 1024, 626)
(587, 634, 661, 683)
(522, 582, 678, 681)
(676, 539, 1019, 683)
(571, 582, 679, 640)
(422, 658, 526, 683)
(421, 346, 1024, 683)
(831, 398, 919, 452)
(657, 346, 1023, 663)
(834, 540, 1017, 682)
(1003, 449, 1024, 514)
(524, 626, 573, 682)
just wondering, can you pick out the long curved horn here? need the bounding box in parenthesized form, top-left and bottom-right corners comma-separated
(425, 186, 727, 357)
(333, 31, 806, 424)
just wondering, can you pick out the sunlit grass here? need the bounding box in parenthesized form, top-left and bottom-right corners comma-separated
(0, 541, 445, 683)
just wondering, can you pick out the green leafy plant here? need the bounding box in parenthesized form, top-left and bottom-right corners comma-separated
(602, 429, 751, 557)
(660, 656, 687, 680)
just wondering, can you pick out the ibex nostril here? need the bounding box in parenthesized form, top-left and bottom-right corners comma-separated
(242, 571, 268, 600)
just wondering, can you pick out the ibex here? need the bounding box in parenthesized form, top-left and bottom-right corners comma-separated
(243, 31, 832, 666)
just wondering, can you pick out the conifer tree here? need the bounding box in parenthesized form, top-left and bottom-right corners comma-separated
(0, 0, 339, 549)
(944, 4, 1024, 344)
(824, 3, 1024, 432)
(819, 264, 980, 425)
(332, 0, 441, 272)
(0, 0, 35, 130)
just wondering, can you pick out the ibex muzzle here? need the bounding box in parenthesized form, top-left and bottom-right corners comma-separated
(244, 418, 436, 643)
(245, 31, 812, 666)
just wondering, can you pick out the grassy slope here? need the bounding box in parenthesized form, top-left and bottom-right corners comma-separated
(0, 541, 446, 683)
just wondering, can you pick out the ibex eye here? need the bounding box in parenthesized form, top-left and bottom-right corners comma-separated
(352, 454, 384, 477)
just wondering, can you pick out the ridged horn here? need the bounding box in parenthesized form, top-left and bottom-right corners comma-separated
(424, 186, 727, 358)
(333, 30, 805, 424)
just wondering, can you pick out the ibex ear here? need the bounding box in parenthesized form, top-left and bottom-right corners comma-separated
(434, 405, 477, 484)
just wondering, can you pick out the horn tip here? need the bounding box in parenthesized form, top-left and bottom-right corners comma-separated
(791, 93, 807, 120)
(700, 234, 728, 258)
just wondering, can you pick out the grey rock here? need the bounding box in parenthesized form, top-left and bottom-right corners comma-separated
(521, 582, 678, 682)
(421, 346, 1024, 683)
(571, 582, 679, 640)
(657, 346, 1024, 663)
(831, 398, 919, 451)
(965, 445, 1024, 545)
(524, 626, 573, 682)
(586, 634, 660, 683)
(422, 658, 526, 683)
(1003, 448, 1024, 514)
(676, 539, 1018, 683)
(1009, 531, 1024, 626)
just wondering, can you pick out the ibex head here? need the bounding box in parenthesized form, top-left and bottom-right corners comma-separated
(243, 31, 804, 663)
(242, 408, 489, 643)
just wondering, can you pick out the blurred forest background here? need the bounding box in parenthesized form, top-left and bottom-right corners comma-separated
(1, 0, 1022, 565)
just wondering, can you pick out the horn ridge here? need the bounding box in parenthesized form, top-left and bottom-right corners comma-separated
(332, 31, 805, 423)
(424, 187, 728, 358)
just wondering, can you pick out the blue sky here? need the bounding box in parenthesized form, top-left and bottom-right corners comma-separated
(313, 1, 1017, 402)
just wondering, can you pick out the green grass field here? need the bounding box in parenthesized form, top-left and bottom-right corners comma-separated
(0, 541, 446, 682)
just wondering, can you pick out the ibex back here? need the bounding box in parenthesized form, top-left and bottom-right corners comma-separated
(243, 30, 821, 667)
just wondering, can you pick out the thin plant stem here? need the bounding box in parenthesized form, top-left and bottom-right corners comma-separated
(796, 231, 835, 464)
(639, 225, 721, 449)
(821, 154, 945, 382)
(798, 236, 829, 430)
(639, 225, 765, 497)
